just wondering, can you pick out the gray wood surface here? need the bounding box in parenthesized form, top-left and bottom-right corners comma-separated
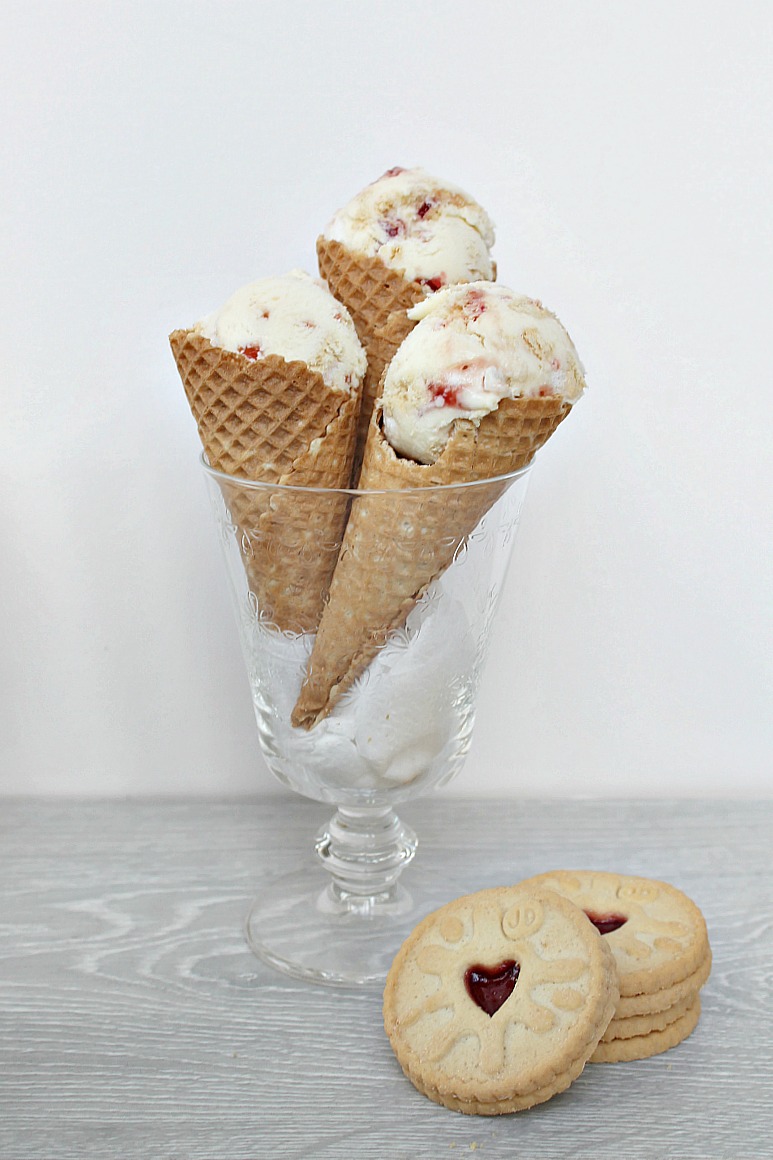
(1, 797, 771, 1160)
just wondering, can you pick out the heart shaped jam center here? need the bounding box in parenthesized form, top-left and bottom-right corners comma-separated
(584, 911, 628, 935)
(464, 960, 520, 1017)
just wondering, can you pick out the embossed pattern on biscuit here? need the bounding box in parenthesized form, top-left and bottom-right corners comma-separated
(398, 898, 587, 1075)
(517, 871, 710, 996)
(384, 888, 618, 1101)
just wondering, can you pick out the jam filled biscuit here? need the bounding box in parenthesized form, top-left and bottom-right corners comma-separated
(383, 886, 618, 1114)
(516, 870, 710, 1062)
(516, 870, 711, 998)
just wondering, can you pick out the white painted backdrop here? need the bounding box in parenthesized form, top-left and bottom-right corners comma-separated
(2, 0, 771, 797)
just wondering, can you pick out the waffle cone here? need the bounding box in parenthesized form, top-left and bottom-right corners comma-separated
(291, 394, 570, 729)
(169, 329, 360, 633)
(317, 236, 425, 472)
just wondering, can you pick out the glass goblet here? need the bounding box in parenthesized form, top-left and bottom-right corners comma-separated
(201, 459, 532, 985)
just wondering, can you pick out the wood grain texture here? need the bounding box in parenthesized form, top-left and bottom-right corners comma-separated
(1, 798, 771, 1160)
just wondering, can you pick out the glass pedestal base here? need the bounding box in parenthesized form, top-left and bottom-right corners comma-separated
(244, 863, 463, 986)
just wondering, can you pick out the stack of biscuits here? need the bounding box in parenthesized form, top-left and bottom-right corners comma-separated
(384, 870, 711, 1114)
(518, 871, 712, 1065)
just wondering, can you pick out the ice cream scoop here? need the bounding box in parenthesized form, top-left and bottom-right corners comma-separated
(194, 269, 366, 393)
(317, 167, 497, 473)
(322, 166, 496, 289)
(381, 282, 586, 464)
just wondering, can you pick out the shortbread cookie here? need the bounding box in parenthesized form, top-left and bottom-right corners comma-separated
(383, 887, 618, 1114)
(601, 991, 696, 1042)
(517, 871, 710, 998)
(591, 998, 701, 1063)
(615, 949, 712, 1018)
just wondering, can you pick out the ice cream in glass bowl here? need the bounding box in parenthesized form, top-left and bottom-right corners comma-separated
(169, 176, 585, 985)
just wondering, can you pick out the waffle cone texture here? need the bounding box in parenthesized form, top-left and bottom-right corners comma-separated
(291, 394, 570, 729)
(169, 330, 361, 634)
(317, 236, 426, 473)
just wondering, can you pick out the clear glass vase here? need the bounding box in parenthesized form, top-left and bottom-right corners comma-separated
(202, 458, 532, 985)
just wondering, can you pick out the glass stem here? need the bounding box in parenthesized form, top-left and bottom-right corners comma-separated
(315, 806, 417, 910)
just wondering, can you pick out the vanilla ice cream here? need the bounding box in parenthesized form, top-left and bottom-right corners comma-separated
(194, 270, 366, 393)
(380, 282, 586, 464)
(322, 167, 496, 289)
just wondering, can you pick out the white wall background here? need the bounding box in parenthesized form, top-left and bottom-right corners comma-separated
(1, 0, 771, 798)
